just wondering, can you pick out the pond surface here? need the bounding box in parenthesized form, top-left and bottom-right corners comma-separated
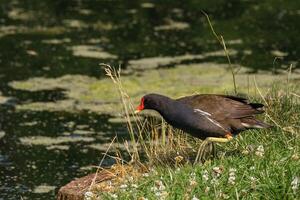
(0, 0, 299, 199)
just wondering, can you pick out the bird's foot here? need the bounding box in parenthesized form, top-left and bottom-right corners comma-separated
(206, 133, 233, 143)
(194, 140, 215, 164)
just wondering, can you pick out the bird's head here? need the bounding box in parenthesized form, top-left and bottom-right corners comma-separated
(134, 94, 166, 114)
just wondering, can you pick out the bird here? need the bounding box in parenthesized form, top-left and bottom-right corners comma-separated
(135, 93, 271, 162)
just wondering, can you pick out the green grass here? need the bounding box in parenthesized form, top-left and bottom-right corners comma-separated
(105, 128, 300, 199)
(102, 133, 300, 199)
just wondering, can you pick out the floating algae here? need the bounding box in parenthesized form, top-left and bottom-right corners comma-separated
(154, 19, 190, 31)
(42, 38, 71, 44)
(127, 50, 237, 70)
(46, 145, 70, 151)
(9, 62, 300, 115)
(20, 136, 95, 146)
(69, 45, 117, 59)
(33, 184, 56, 194)
(0, 131, 5, 140)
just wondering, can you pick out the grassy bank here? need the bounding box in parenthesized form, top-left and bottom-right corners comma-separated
(102, 121, 300, 199)
(83, 65, 300, 200)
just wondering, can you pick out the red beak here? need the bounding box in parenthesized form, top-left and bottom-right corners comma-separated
(135, 97, 145, 113)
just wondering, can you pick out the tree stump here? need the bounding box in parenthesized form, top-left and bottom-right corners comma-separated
(57, 171, 114, 200)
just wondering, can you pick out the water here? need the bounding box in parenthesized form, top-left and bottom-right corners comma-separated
(0, 0, 299, 199)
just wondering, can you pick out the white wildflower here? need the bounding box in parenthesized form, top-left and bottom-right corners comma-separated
(189, 171, 197, 186)
(228, 176, 235, 185)
(110, 193, 118, 199)
(155, 191, 168, 198)
(120, 184, 128, 189)
(242, 149, 249, 155)
(228, 168, 236, 185)
(250, 176, 258, 188)
(139, 197, 148, 200)
(204, 186, 210, 194)
(255, 145, 264, 157)
(155, 180, 166, 191)
(150, 168, 158, 175)
(151, 180, 167, 198)
(229, 168, 236, 174)
(250, 166, 255, 170)
(257, 145, 264, 152)
(210, 177, 219, 186)
(291, 154, 299, 160)
(189, 179, 197, 186)
(190, 172, 196, 179)
(153, 186, 168, 198)
(202, 170, 209, 181)
(291, 177, 299, 194)
(142, 173, 149, 177)
(191, 195, 199, 200)
(155, 191, 161, 197)
(246, 144, 255, 152)
(212, 166, 223, 177)
(219, 191, 230, 199)
(84, 191, 95, 200)
(127, 176, 134, 182)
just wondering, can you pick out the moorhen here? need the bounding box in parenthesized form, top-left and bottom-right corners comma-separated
(135, 93, 271, 161)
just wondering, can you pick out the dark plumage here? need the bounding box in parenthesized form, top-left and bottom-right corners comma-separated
(135, 93, 271, 140)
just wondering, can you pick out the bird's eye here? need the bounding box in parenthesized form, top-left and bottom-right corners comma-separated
(143, 98, 147, 104)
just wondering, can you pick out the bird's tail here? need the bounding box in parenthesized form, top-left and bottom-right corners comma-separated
(249, 103, 265, 113)
(241, 118, 272, 129)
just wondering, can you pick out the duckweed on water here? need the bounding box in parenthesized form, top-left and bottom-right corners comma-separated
(19, 136, 95, 146)
(69, 45, 118, 59)
(32, 184, 56, 194)
(9, 62, 300, 115)
(0, 131, 5, 139)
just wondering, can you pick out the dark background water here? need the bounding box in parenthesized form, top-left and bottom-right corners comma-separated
(0, 0, 299, 199)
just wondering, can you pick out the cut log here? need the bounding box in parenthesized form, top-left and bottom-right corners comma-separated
(57, 171, 114, 200)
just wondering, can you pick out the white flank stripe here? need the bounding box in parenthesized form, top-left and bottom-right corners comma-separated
(253, 125, 264, 128)
(241, 122, 251, 128)
(194, 108, 228, 132)
(242, 122, 264, 129)
(205, 116, 226, 130)
(194, 109, 211, 116)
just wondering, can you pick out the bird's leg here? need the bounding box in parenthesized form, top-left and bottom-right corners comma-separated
(206, 133, 233, 143)
(211, 141, 216, 158)
(194, 139, 208, 165)
(194, 133, 233, 164)
(205, 140, 215, 159)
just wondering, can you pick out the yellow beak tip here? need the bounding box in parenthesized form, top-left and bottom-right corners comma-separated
(134, 110, 141, 114)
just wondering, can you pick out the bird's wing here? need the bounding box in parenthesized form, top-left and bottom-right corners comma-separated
(177, 94, 265, 121)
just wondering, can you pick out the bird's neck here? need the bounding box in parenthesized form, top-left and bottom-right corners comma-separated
(153, 98, 184, 122)
(151, 96, 175, 115)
